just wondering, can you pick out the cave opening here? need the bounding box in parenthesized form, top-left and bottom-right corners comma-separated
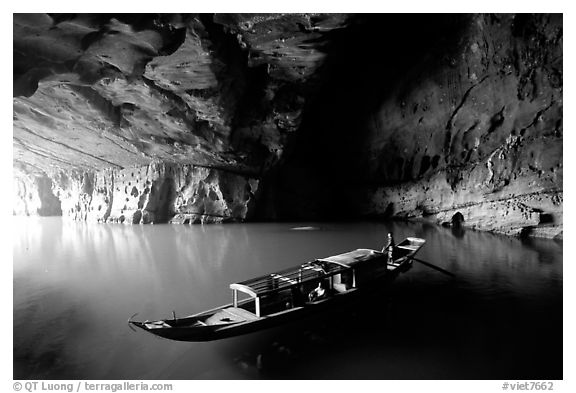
(451, 212, 465, 228)
(539, 213, 555, 225)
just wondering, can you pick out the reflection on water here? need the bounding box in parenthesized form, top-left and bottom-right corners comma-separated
(13, 217, 562, 379)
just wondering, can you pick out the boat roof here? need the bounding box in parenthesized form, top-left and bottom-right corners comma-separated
(317, 248, 381, 267)
(230, 249, 381, 298)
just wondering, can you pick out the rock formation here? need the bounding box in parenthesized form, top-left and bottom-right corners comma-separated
(13, 13, 347, 222)
(13, 14, 563, 238)
(13, 170, 62, 216)
(360, 14, 563, 238)
(50, 162, 258, 224)
(269, 14, 563, 238)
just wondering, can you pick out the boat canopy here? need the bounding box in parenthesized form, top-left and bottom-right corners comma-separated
(229, 249, 381, 298)
(317, 248, 381, 267)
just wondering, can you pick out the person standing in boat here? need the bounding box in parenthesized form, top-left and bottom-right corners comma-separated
(308, 282, 326, 302)
(383, 232, 395, 261)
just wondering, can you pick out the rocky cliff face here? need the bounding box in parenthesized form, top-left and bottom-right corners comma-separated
(361, 14, 563, 238)
(13, 170, 62, 216)
(270, 14, 563, 238)
(50, 162, 258, 224)
(13, 14, 563, 238)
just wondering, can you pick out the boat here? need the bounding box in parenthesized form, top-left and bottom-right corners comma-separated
(128, 236, 426, 341)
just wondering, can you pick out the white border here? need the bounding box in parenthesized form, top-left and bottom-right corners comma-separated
(3, 4, 573, 392)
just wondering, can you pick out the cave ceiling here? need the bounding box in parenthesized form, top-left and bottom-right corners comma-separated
(13, 13, 349, 177)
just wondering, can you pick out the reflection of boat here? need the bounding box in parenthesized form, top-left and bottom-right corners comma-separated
(129, 237, 426, 341)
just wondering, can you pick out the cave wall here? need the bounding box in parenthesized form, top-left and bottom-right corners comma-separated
(13, 171, 62, 216)
(13, 12, 348, 224)
(50, 162, 258, 224)
(270, 14, 562, 238)
(13, 14, 563, 238)
(361, 14, 563, 238)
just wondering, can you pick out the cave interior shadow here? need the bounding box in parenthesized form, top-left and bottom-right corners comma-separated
(273, 14, 472, 219)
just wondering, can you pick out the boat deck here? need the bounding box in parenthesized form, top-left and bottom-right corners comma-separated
(205, 307, 258, 325)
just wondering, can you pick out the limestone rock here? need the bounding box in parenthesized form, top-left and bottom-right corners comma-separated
(51, 162, 258, 224)
(359, 14, 563, 238)
(13, 174, 43, 217)
(13, 13, 348, 177)
(13, 169, 62, 216)
(270, 14, 562, 238)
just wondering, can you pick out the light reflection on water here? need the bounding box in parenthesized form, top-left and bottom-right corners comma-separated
(13, 217, 562, 379)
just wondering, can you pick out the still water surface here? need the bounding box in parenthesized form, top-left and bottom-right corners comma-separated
(13, 218, 562, 379)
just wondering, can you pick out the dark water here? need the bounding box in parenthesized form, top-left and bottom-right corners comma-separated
(13, 217, 562, 379)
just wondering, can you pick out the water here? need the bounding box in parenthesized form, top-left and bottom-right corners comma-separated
(13, 217, 562, 379)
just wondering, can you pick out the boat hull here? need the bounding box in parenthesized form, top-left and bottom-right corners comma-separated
(129, 255, 415, 342)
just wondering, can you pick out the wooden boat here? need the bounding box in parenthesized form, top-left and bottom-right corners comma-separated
(129, 237, 426, 341)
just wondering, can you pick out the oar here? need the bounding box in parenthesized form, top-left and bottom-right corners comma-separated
(408, 256, 456, 278)
(380, 243, 455, 277)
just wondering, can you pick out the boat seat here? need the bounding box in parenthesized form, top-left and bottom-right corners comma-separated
(333, 283, 349, 293)
(144, 320, 172, 329)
